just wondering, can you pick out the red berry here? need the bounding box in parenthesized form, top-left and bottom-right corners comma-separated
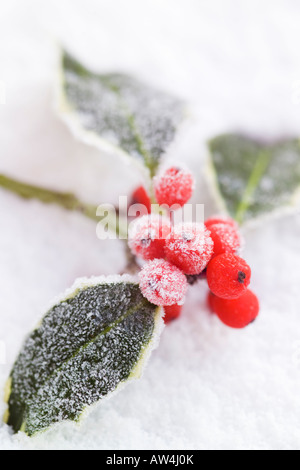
(208, 223, 241, 257)
(213, 290, 260, 329)
(163, 304, 183, 323)
(164, 223, 214, 275)
(153, 166, 194, 207)
(139, 259, 187, 306)
(206, 253, 251, 300)
(207, 291, 217, 313)
(205, 216, 237, 229)
(131, 185, 151, 214)
(128, 215, 171, 260)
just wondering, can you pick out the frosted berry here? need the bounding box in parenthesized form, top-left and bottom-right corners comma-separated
(164, 223, 214, 275)
(208, 223, 241, 257)
(163, 304, 183, 323)
(204, 216, 237, 230)
(131, 185, 151, 214)
(128, 214, 171, 260)
(213, 290, 260, 329)
(153, 166, 194, 207)
(206, 253, 251, 300)
(139, 259, 187, 306)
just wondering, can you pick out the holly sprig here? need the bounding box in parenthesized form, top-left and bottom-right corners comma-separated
(1, 49, 300, 437)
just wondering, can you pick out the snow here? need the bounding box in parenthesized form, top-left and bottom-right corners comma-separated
(1, 0, 300, 450)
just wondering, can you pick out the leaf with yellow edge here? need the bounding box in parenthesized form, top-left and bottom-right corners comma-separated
(5, 275, 163, 436)
(207, 134, 300, 225)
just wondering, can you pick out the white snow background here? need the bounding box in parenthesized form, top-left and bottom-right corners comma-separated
(1, 0, 300, 450)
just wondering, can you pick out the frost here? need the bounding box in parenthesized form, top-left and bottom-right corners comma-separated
(153, 166, 195, 207)
(208, 223, 241, 256)
(58, 51, 186, 175)
(165, 223, 214, 275)
(208, 134, 300, 225)
(128, 214, 171, 260)
(6, 276, 163, 436)
(139, 259, 187, 306)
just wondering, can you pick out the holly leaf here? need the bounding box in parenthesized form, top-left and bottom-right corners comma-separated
(207, 134, 300, 225)
(4, 275, 163, 436)
(57, 50, 186, 177)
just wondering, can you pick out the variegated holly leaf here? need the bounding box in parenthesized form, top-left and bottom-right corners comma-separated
(57, 50, 186, 177)
(207, 134, 300, 225)
(4, 275, 163, 436)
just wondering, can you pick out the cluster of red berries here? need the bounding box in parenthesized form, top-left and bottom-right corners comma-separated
(129, 166, 260, 328)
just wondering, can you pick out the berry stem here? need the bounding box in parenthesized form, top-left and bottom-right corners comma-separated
(186, 271, 207, 285)
(121, 244, 141, 275)
(238, 271, 246, 284)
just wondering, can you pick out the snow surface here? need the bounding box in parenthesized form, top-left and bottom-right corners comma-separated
(1, 0, 300, 450)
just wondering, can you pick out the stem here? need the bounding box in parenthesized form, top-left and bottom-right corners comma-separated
(121, 244, 141, 275)
(0, 173, 128, 239)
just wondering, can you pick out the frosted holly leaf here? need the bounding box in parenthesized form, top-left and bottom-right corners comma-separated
(207, 134, 300, 225)
(57, 50, 186, 177)
(4, 275, 163, 436)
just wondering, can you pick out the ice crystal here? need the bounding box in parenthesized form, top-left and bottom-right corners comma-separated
(208, 134, 300, 224)
(139, 259, 187, 306)
(61, 51, 186, 174)
(6, 276, 163, 436)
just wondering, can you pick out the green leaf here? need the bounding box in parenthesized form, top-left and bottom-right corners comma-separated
(4, 275, 163, 436)
(207, 134, 300, 225)
(57, 50, 186, 177)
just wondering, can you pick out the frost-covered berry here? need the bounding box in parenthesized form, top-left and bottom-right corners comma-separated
(131, 185, 152, 214)
(153, 166, 194, 207)
(139, 259, 187, 306)
(213, 290, 260, 329)
(208, 223, 241, 257)
(163, 304, 183, 323)
(207, 253, 251, 300)
(205, 216, 237, 230)
(128, 214, 171, 260)
(164, 223, 214, 275)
